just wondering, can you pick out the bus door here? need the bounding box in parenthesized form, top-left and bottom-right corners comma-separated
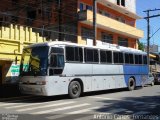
(49, 47, 64, 75)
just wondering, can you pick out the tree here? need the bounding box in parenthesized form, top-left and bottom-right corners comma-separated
(138, 41, 144, 51)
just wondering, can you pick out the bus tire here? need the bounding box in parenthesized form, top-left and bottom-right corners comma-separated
(68, 81, 81, 99)
(128, 78, 135, 91)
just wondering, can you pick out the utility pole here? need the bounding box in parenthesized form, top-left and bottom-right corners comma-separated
(58, 0, 62, 41)
(144, 10, 150, 72)
(144, 8, 160, 73)
(93, 0, 97, 46)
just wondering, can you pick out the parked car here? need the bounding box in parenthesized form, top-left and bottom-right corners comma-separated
(146, 73, 155, 86)
(154, 73, 160, 84)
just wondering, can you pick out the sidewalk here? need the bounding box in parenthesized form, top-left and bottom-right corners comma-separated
(0, 84, 21, 98)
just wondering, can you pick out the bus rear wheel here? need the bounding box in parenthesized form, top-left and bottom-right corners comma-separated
(68, 81, 81, 99)
(128, 78, 135, 91)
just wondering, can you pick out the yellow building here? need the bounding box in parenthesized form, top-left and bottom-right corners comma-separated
(0, 24, 46, 84)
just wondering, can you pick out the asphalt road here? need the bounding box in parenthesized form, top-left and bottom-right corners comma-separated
(0, 85, 159, 120)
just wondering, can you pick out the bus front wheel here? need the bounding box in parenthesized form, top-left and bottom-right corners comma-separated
(128, 78, 135, 91)
(68, 81, 81, 99)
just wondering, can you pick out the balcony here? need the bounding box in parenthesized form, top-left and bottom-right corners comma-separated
(79, 10, 144, 39)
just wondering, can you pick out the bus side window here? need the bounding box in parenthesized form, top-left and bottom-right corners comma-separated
(119, 52, 124, 63)
(106, 51, 112, 63)
(100, 50, 112, 64)
(113, 52, 119, 63)
(84, 48, 99, 63)
(100, 50, 107, 63)
(125, 53, 129, 64)
(113, 52, 124, 64)
(93, 49, 99, 62)
(139, 55, 142, 64)
(143, 55, 147, 64)
(75, 47, 83, 62)
(49, 47, 64, 75)
(129, 53, 134, 64)
(85, 48, 94, 62)
(66, 46, 74, 61)
(66, 46, 83, 62)
(135, 55, 139, 64)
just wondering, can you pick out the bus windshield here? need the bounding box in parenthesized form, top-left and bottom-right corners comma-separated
(20, 46, 49, 76)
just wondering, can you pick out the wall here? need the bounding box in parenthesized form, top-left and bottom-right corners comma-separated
(0, 24, 46, 84)
(78, 22, 137, 49)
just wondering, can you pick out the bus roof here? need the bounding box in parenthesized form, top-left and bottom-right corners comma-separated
(24, 41, 146, 55)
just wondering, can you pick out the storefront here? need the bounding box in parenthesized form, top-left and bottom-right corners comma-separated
(0, 59, 19, 85)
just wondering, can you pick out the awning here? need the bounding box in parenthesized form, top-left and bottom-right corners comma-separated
(149, 54, 156, 58)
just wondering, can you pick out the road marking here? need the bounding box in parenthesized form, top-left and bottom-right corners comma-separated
(32, 103, 90, 114)
(46, 106, 100, 119)
(5, 99, 71, 109)
(89, 96, 145, 104)
(0, 103, 22, 107)
(5, 103, 42, 109)
(17, 101, 75, 112)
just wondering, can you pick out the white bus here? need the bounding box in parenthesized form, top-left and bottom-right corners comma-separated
(19, 41, 148, 98)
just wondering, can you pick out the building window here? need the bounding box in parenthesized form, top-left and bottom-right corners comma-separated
(121, 0, 125, 7)
(116, 17, 125, 23)
(101, 33, 113, 44)
(27, 10, 36, 20)
(117, 0, 125, 7)
(80, 3, 84, 11)
(81, 27, 93, 40)
(118, 37, 128, 47)
(117, 0, 120, 5)
(79, 3, 92, 11)
(98, 9, 110, 17)
(86, 5, 92, 11)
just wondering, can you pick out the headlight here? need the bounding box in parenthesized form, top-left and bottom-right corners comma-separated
(36, 81, 46, 85)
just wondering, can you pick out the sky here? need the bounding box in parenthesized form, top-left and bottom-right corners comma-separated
(136, 0, 160, 49)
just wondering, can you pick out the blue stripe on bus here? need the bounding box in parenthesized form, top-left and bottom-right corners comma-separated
(123, 65, 148, 86)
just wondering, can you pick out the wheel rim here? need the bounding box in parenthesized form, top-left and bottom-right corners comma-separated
(151, 82, 154, 86)
(72, 84, 79, 95)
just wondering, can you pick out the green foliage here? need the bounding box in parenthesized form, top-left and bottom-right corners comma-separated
(138, 41, 144, 51)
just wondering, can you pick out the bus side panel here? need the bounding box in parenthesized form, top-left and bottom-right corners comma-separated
(63, 63, 92, 75)
(84, 76, 92, 92)
(46, 76, 69, 96)
(123, 65, 148, 87)
(140, 65, 149, 85)
(115, 65, 127, 88)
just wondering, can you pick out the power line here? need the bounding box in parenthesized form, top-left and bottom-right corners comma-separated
(150, 27, 160, 39)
